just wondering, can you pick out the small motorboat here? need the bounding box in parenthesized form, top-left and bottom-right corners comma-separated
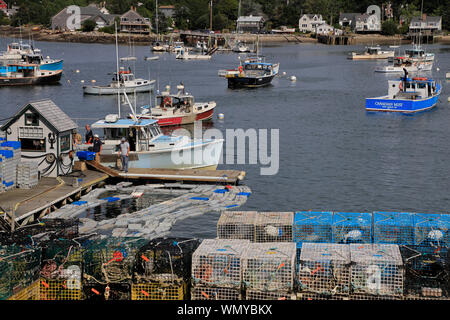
(366, 70, 441, 113)
(232, 41, 251, 53)
(83, 68, 155, 95)
(135, 84, 216, 126)
(175, 47, 211, 60)
(375, 57, 432, 73)
(151, 41, 167, 52)
(348, 46, 395, 60)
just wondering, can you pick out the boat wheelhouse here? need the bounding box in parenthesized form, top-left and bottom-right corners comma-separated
(225, 56, 280, 89)
(404, 47, 435, 62)
(135, 84, 216, 126)
(366, 75, 441, 113)
(90, 116, 223, 170)
(0, 61, 62, 86)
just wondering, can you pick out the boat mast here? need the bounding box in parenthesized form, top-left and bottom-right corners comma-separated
(155, 0, 159, 37)
(115, 21, 121, 118)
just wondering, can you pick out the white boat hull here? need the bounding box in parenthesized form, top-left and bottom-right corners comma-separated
(83, 80, 155, 95)
(375, 63, 433, 73)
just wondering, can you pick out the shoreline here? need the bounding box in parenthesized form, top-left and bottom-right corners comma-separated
(1, 26, 449, 46)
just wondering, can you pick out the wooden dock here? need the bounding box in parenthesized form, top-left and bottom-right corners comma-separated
(0, 170, 108, 227)
(85, 161, 246, 185)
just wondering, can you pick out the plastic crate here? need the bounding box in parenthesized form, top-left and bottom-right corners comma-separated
(293, 211, 333, 248)
(298, 243, 351, 295)
(254, 212, 294, 243)
(332, 212, 372, 244)
(217, 211, 257, 242)
(373, 212, 414, 246)
(350, 244, 404, 297)
(76, 151, 96, 161)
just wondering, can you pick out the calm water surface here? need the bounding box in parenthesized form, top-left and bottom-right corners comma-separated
(1, 38, 449, 238)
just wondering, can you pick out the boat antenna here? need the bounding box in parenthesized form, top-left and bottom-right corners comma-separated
(115, 21, 121, 118)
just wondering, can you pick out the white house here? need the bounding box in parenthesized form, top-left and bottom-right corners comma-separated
(409, 15, 442, 35)
(316, 23, 342, 36)
(298, 14, 326, 33)
(339, 5, 381, 32)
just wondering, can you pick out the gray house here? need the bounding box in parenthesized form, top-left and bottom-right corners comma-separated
(409, 15, 442, 35)
(51, 5, 118, 31)
(237, 15, 265, 33)
(1, 100, 78, 178)
(120, 8, 151, 34)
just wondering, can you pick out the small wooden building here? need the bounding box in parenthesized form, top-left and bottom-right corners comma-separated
(120, 8, 151, 34)
(1, 99, 78, 178)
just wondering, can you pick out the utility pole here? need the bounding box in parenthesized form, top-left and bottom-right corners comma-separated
(209, 0, 213, 31)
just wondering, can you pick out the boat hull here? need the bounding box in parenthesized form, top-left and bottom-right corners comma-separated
(366, 86, 441, 113)
(83, 81, 155, 95)
(100, 139, 223, 170)
(349, 52, 395, 60)
(0, 70, 62, 86)
(40, 59, 64, 71)
(139, 108, 215, 127)
(227, 75, 275, 88)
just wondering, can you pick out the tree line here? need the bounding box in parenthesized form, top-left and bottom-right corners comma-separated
(1, 0, 448, 31)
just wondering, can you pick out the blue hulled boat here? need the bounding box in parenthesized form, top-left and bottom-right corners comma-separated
(366, 71, 441, 113)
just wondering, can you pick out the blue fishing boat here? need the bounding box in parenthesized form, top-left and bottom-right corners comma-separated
(366, 70, 441, 113)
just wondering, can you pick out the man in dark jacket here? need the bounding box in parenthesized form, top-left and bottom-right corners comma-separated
(85, 124, 93, 144)
(92, 134, 102, 163)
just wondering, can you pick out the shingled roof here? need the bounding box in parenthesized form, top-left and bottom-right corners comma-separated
(1, 99, 77, 133)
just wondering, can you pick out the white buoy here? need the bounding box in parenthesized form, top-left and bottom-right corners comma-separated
(91, 80, 96, 83)
(448, 96, 450, 102)
(436, 67, 440, 71)
(75, 69, 80, 73)
(446, 72, 450, 79)
(290, 76, 297, 82)
(80, 80, 85, 83)
(282, 72, 286, 76)
(217, 113, 224, 120)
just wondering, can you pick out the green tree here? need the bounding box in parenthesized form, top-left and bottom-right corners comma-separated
(381, 19, 398, 35)
(82, 19, 97, 32)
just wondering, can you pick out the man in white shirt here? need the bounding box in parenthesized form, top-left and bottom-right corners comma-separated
(118, 137, 130, 173)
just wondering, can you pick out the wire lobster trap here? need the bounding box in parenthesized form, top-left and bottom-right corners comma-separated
(332, 212, 372, 244)
(39, 278, 82, 300)
(0, 244, 41, 300)
(83, 237, 148, 285)
(373, 212, 414, 246)
(134, 237, 200, 284)
(191, 239, 249, 289)
(83, 283, 131, 300)
(413, 213, 450, 249)
(349, 293, 402, 300)
(131, 282, 186, 300)
(293, 211, 333, 248)
(246, 289, 295, 300)
(217, 211, 257, 242)
(254, 212, 294, 243)
(243, 242, 296, 292)
(7, 280, 40, 300)
(191, 286, 241, 300)
(350, 244, 404, 297)
(297, 243, 351, 296)
(297, 292, 348, 300)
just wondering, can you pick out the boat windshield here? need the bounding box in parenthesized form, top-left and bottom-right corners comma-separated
(149, 123, 161, 137)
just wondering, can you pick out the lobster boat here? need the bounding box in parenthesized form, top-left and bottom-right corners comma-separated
(366, 71, 441, 113)
(348, 46, 395, 60)
(224, 56, 279, 89)
(0, 62, 62, 86)
(375, 56, 432, 73)
(135, 84, 216, 127)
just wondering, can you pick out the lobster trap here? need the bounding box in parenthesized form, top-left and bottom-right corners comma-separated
(332, 212, 372, 244)
(373, 212, 414, 246)
(83, 283, 131, 300)
(297, 243, 351, 295)
(191, 286, 241, 300)
(0, 245, 41, 300)
(83, 237, 148, 285)
(246, 289, 295, 300)
(254, 212, 294, 243)
(242, 242, 296, 292)
(191, 239, 249, 289)
(131, 282, 186, 300)
(7, 280, 40, 300)
(293, 211, 333, 248)
(297, 292, 348, 300)
(134, 237, 200, 284)
(39, 278, 82, 300)
(350, 244, 404, 297)
(217, 211, 257, 242)
(349, 293, 402, 300)
(413, 213, 450, 249)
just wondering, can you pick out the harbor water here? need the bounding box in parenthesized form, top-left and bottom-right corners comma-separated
(1, 38, 450, 239)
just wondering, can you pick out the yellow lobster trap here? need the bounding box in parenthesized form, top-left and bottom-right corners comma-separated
(131, 282, 187, 300)
(7, 281, 40, 300)
(39, 278, 82, 300)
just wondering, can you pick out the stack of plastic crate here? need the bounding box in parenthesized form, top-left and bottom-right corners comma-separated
(243, 242, 296, 300)
(254, 212, 294, 243)
(17, 161, 39, 189)
(1, 141, 21, 188)
(332, 212, 372, 244)
(132, 237, 200, 300)
(0, 150, 16, 192)
(297, 243, 351, 300)
(349, 243, 404, 300)
(191, 239, 249, 300)
(217, 211, 257, 242)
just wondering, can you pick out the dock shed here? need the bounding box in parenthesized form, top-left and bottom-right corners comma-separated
(1, 99, 78, 177)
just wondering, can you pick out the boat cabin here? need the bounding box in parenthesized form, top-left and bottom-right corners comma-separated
(389, 77, 438, 100)
(156, 85, 194, 110)
(114, 70, 135, 83)
(91, 117, 164, 153)
(0, 63, 37, 77)
(405, 49, 425, 58)
(392, 57, 413, 67)
(365, 46, 381, 54)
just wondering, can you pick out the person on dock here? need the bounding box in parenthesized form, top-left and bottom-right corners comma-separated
(118, 137, 130, 173)
(93, 134, 102, 163)
(85, 124, 93, 144)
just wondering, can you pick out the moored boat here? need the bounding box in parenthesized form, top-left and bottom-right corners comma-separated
(348, 46, 395, 60)
(224, 56, 279, 89)
(375, 56, 432, 73)
(134, 84, 216, 126)
(366, 72, 441, 113)
(0, 60, 62, 86)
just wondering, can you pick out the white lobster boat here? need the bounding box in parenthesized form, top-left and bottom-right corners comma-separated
(348, 46, 395, 60)
(375, 57, 432, 73)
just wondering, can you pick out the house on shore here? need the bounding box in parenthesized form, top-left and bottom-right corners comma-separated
(409, 15, 442, 36)
(298, 14, 326, 33)
(316, 23, 343, 36)
(339, 5, 381, 33)
(0, 0, 18, 18)
(51, 4, 117, 31)
(1, 100, 77, 178)
(237, 15, 265, 33)
(120, 7, 151, 34)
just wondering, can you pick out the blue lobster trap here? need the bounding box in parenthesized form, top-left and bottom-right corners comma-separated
(373, 212, 414, 246)
(293, 211, 333, 248)
(413, 213, 450, 249)
(332, 212, 372, 244)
